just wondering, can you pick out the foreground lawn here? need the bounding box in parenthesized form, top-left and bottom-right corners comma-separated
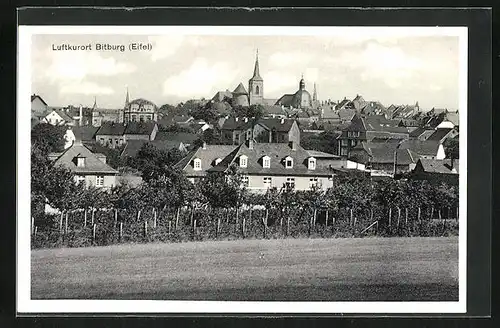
(31, 237, 458, 301)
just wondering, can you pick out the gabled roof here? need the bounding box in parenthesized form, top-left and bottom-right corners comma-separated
(262, 105, 286, 116)
(426, 128, 453, 141)
(369, 148, 419, 165)
(220, 116, 252, 130)
(52, 141, 118, 174)
(121, 139, 186, 157)
(258, 118, 296, 132)
(233, 83, 248, 95)
(275, 94, 294, 107)
(306, 150, 341, 159)
(49, 109, 74, 122)
(71, 126, 100, 142)
(212, 90, 233, 102)
(96, 122, 126, 136)
(31, 94, 47, 105)
(208, 142, 334, 176)
(124, 121, 157, 135)
(175, 145, 238, 177)
(154, 131, 200, 144)
(417, 158, 459, 174)
(362, 115, 409, 133)
(400, 139, 441, 156)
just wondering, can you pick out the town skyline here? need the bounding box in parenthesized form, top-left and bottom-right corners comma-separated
(32, 34, 460, 110)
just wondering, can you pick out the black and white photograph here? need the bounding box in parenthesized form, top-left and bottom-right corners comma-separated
(17, 22, 469, 314)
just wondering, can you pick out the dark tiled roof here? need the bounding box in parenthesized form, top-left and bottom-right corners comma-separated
(418, 158, 459, 174)
(275, 94, 294, 107)
(263, 105, 286, 116)
(175, 145, 238, 177)
(306, 150, 340, 159)
(96, 122, 126, 136)
(369, 148, 419, 165)
(426, 128, 453, 141)
(212, 91, 233, 102)
(233, 83, 248, 95)
(121, 140, 186, 157)
(52, 142, 118, 174)
(124, 121, 157, 135)
(258, 118, 296, 132)
(208, 142, 333, 176)
(400, 139, 440, 156)
(154, 131, 200, 143)
(220, 117, 252, 130)
(71, 126, 99, 142)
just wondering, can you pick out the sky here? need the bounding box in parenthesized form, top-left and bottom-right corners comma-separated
(31, 33, 461, 110)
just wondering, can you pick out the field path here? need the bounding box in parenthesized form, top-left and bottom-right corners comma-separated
(31, 237, 459, 301)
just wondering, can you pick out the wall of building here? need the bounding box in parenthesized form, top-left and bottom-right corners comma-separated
(288, 122, 301, 144)
(96, 135, 126, 148)
(245, 174, 333, 192)
(76, 174, 117, 189)
(123, 134, 151, 141)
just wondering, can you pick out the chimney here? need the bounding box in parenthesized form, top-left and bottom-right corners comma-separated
(248, 139, 254, 150)
(289, 141, 297, 151)
(202, 142, 207, 150)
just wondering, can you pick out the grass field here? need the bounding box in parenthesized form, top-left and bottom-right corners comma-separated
(31, 237, 458, 301)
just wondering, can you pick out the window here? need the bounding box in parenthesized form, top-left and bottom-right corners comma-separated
(146, 115, 152, 121)
(263, 177, 272, 188)
(131, 115, 137, 122)
(308, 157, 316, 170)
(96, 176, 104, 187)
(348, 131, 360, 138)
(262, 156, 271, 168)
(193, 158, 202, 171)
(341, 148, 348, 156)
(75, 176, 85, 185)
(239, 155, 248, 168)
(309, 177, 319, 189)
(139, 116, 144, 122)
(256, 85, 260, 95)
(285, 156, 293, 168)
(115, 138, 119, 146)
(76, 157, 85, 167)
(350, 140, 356, 147)
(285, 177, 295, 189)
(341, 139, 348, 146)
(241, 175, 249, 187)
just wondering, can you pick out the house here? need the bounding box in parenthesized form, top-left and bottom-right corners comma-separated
(71, 125, 100, 143)
(359, 101, 386, 116)
(42, 109, 76, 126)
(262, 105, 287, 119)
(399, 139, 446, 160)
(220, 117, 301, 145)
(95, 122, 126, 148)
(348, 141, 420, 177)
(123, 121, 158, 141)
(176, 140, 336, 192)
(158, 113, 194, 128)
(123, 98, 159, 123)
(411, 158, 459, 186)
(154, 131, 200, 148)
(426, 127, 459, 144)
(49, 140, 118, 189)
(337, 114, 410, 158)
(120, 139, 188, 158)
(31, 94, 49, 121)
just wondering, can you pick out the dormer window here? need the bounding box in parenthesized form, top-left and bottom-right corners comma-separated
(193, 158, 202, 171)
(308, 157, 316, 170)
(214, 158, 222, 166)
(76, 157, 85, 167)
(285, 156, 293, 169)
(239, 155, 248, 168)
(262, 156, 271, 168)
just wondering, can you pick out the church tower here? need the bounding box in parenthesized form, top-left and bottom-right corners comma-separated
(248, 50, 264, 105)
(313, 83, 318, 102)
(120, 86, 129, 123)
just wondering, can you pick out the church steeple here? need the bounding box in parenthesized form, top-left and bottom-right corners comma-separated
(92, 96, 97, 110)
(250, 49, 263, 81)
(313, 82, 318, 102)
(299, 74, 305, 90)
(125, 86, 130, 108)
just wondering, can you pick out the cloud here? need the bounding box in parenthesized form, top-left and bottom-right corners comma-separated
(334, 42, 423, 89)
(44, 51, 136, 83)
(162, 57, 238, 98)
(268, 51, 315, 67)
(60, 82, 115, 95)
(262, 71, 298, 95)
(148, 35, 206, 62)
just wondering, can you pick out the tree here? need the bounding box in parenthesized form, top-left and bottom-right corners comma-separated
(158, 103, 176, 115)
(126, 142, 184, 181)
(300, 131, 340, 155)
(443, 138, 459, 160)
(31, 123, 66, 153)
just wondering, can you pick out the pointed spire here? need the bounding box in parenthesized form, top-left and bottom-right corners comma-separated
(250, 49, 263, 81)
(313, 82, 318, 102)
(92, 96, 97, 109)
(125, 86, 130, 107)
